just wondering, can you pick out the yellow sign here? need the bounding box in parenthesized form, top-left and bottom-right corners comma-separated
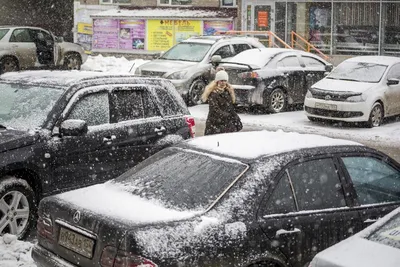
(147, 20, 202, 51)
(77, 23, 92, 35)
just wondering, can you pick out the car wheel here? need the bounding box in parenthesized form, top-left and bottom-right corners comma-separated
(0, 176, 36, 239)
(268, 88, 287, 113)
(188, 79, 206, 106)
(63, 53, 82, 70)
(0, 56, 19, 74)
(308, 116, 319, 122)
(367, 102, 383, 128)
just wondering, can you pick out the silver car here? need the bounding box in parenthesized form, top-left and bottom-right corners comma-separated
(0, 26, 88, 74)
(135, 35, 265, 105)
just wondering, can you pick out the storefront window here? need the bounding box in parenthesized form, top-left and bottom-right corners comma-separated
(382, 2, 400, 56)
(221, 0, 237, 7)
(159, 0, 192, 5)
(332, 2, 379, 55)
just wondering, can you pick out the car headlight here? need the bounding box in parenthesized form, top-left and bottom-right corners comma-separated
(134, 67, 141, 75)
(167, 70, 187, 80)
(306, 90, 313, 98)
(346, 94, 365, 102)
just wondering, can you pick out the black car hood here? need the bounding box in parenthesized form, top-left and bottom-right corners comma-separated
(0, 128, 39, 153)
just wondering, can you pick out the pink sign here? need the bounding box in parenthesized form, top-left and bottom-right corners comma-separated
(92, 19, 119, 49)
(119, 20, 146, 50)
(203, 21, 233, 35)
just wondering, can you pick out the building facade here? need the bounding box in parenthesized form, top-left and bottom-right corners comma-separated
(240, 0, 400, 56)
(75, 0, 238, 54)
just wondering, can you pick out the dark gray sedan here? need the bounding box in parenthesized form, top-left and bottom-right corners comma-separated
(32, 131, 400, 267)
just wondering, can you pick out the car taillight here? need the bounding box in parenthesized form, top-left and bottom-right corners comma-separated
(185, 116, 196, 138)
(238, 71, 259, 78)
(101, 246, 157, 267)
(37, 214, 55, 242)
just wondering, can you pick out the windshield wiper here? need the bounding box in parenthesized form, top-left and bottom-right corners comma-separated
(327, 77, 360, 82)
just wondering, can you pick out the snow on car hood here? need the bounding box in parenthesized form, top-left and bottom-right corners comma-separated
(312, 78, 377, 93)
(57, 182, 200, 224)
(0, 129, 38, 153)
(139, 59, 197, 75)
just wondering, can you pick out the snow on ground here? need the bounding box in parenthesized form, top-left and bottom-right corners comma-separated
(0, 235, 35, 267)
(81, 54, 149, 74)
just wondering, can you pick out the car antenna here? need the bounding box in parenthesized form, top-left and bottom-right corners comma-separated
(129, 62, 136, 73)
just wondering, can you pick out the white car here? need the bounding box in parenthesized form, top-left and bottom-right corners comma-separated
(309, 206, 400, 267)
(304, 56, 400, 127)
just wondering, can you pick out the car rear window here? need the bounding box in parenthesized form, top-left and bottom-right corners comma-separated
(114, 148, 248, 210)
(0, 29, 9, 40)
(367, 212, 400, 250)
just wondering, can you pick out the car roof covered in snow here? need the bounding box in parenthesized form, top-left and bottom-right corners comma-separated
(0, 70, 163, 89)
(181, 130, 363, 160)
(345, 56, 400, 66)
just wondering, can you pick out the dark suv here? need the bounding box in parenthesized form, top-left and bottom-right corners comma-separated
(0, 70, 195, 238)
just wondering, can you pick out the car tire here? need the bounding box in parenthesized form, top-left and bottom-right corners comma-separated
(188, 78, 206, 106)
(0, 56, 19, 74)
(366, 102, 383, 128)
(0, 176, 36, 239)
(308, 116, 319, 122)
(268, 88, 287, 113)
(63, 53, 82, 70)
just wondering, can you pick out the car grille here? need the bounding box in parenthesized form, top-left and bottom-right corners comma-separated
(305, 107, 363, 118)
(310, 88, 355, 102)
(141, 70, 166, 77)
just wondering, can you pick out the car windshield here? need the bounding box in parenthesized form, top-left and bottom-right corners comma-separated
(113, 148, 248, 211)
(327, 61, 388, 83)
(0, 83, 63, 131)
(0, 29, 9, 41)
(367, 212, 400, 250)
(160, 42, 212, 62)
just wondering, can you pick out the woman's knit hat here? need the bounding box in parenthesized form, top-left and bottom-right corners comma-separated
(215, 70, 229, 82)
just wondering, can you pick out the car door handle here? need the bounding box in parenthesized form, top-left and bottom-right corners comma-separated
(103, 135, 116, 144)
(154, 126, 166, 136)
(275, 228, 301, 237)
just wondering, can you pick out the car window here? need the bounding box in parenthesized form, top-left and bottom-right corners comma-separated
(213, 45, 233, 59)
(10, 29, 33, 42)
(150, 86, 183, 116)
(302, 56, 326, 69)
(67, 91, 110, 126)
(387, 63, 400, 80)
(110, 88, 160, 122)
(232, 43, 251, 55)
(263, 173, 296, 215)
(342, 157, 400, 205)
(288, 158, 346, 210)
(0, 29, 9, 41)
(277, 56, 302, 68)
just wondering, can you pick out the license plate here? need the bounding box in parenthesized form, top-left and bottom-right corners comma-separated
(58, 227, 95, 258)
(315, 102, 337, 110)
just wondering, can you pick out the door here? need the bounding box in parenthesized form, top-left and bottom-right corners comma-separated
(339, 155, 400, 229)
(30, 29, 54, 65)
(385, 63, 400, 115)
(259, 157, 362, 266)
(276, 54, 306, 103)
(301, 55, 327, 90)
(246, 2, 275, 46)
(8, 28, 37, 68)
(49, 87, 116, 191)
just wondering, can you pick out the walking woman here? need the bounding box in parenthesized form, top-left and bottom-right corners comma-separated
(201, 70, 242, 135)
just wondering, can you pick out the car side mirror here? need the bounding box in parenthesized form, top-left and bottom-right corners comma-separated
(60, 119, 88, 136)
(325, 64, 333, 72)
(55, 36, 64, 43)
(387, 78, 400, 86)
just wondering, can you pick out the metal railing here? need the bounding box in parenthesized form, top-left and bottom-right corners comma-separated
(290, 31, 330, 61)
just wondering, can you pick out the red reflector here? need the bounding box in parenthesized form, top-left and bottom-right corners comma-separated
(185, 116, 196, 138)
(239, 72, 259, 78)
(101, 246, 157, 267)
(37, 215, 54, 242)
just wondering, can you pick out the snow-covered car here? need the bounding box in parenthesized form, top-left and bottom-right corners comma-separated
(218, 48, 332, 113)
(32, 131, 400, 267)
(309, 206, 400, 267)
(0, 70, 195, 239)
(304, 56, 400, 127)
(134, 35, 265, 105)
(0, 26, 88, 74)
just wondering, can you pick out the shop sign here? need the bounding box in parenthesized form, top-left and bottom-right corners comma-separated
(119, 20, 146, 50)
(258, 11, 268, 27)
(203, 21, 233, 35)
(92, 19, 119, 49)
(77, 22, 93, 53)
(147, 20, 202, 51)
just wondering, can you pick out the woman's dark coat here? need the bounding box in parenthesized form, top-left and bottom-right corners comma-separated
(204, 89, 242, 135)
